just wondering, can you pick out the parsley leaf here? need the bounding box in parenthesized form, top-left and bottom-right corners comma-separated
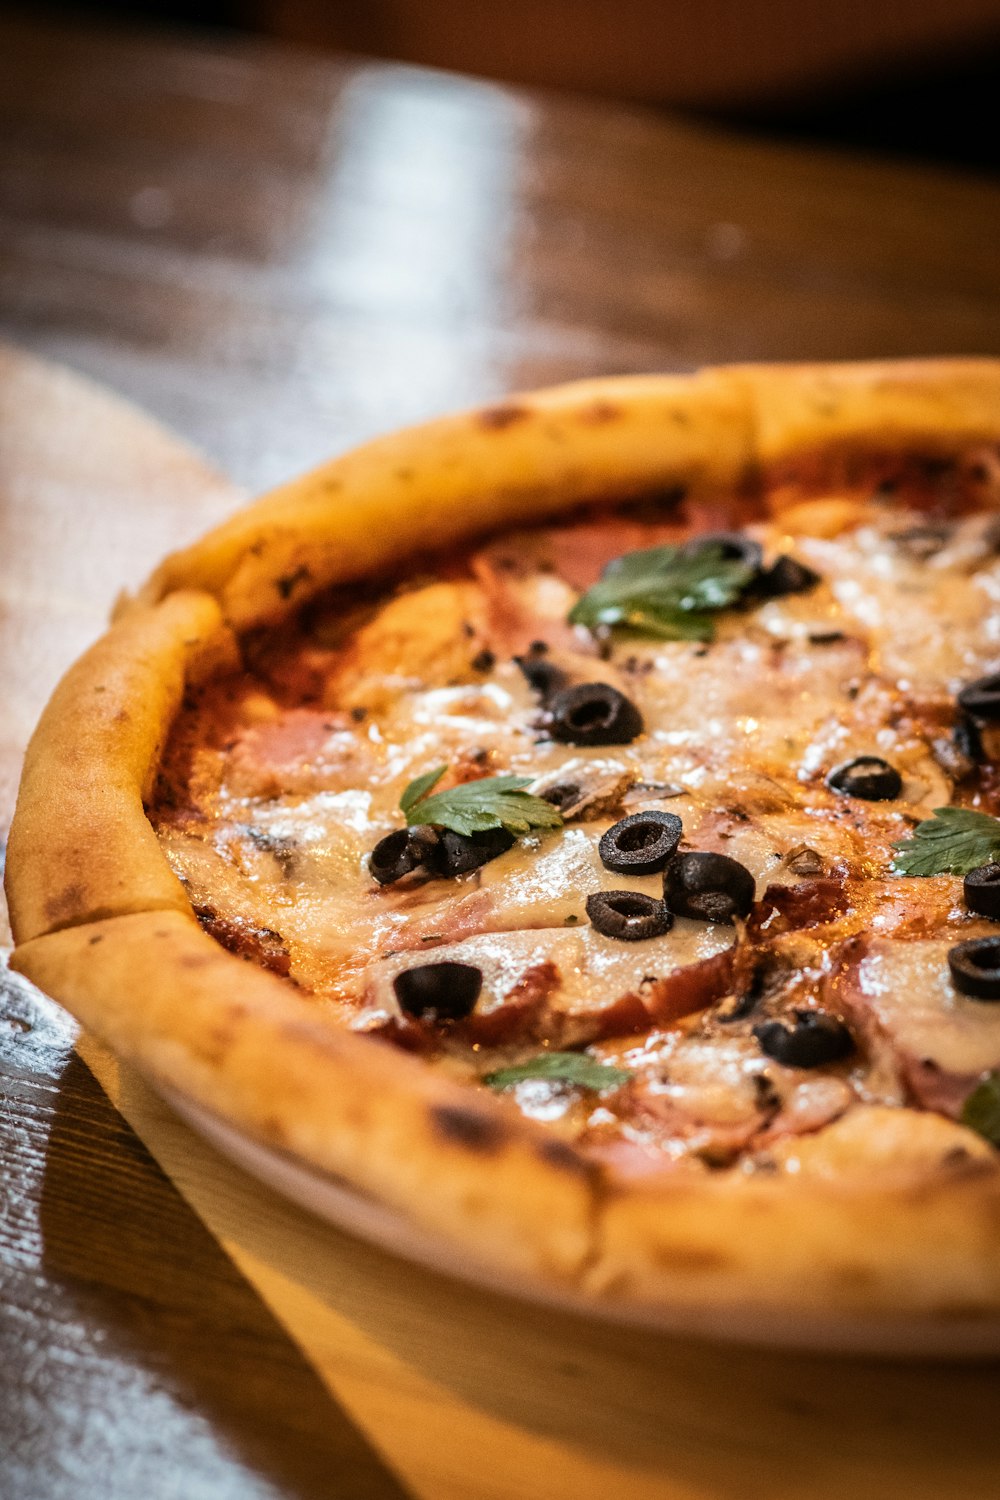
(400, 765, 447, 815)
(961, 1071, 1000, 1146)
(401, 768, 563, 838)
(891, 807, 1000, 877)
(568, 541, 756, 641)
(484, 1052, 632, 1091)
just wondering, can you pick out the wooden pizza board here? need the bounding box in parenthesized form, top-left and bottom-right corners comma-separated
(4, 344, 1000, 1500)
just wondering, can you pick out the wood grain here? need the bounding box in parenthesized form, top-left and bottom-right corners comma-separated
(80, 1031, 1000, 1500)
(4, 10, 1000, 1499)
(0, 967, 409, 1500)
(3, 12, 1000, 498)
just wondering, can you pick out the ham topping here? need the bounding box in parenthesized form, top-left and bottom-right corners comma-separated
(150, 490, 1000, 1172)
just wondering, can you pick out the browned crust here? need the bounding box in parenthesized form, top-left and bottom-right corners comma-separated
(130, 359, 1000, 632)
(4, 591, 238, 943)
(9, 910, 597, 1285)
(590, 1119, 1000, 1324)
(12, 913, 1000, 1333)
(131, 370, 756, 630)
(11, 359, 1000, 1342)
(740, 358, 1000, 467)
(733, 359, 1000, 507)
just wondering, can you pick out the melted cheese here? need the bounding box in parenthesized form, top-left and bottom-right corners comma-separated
(854, 939, 1000, 1078)
(153, 499, 1000, 1168)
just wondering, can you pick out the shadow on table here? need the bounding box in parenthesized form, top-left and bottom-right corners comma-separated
(31, 1039, 407, 1500)
(292, 1243, 1000, 1497)
(199, 1128, 1000, 1500)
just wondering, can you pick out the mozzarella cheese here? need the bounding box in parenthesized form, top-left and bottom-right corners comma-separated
(153, 500, 1000, 1168)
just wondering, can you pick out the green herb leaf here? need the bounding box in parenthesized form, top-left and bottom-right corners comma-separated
(891, 807, 1000, 877)
(484, 1052, 632, 1091)
(568, 541, 756, 641)
(961, 1070, 1000, 1146)
(400, 764, 446, 814)
(401, 770, 563, 838)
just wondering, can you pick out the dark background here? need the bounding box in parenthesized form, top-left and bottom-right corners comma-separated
(31, 0, 1000, 174)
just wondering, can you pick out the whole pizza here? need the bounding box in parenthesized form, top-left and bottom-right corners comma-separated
(10, 359, 1000, 1352)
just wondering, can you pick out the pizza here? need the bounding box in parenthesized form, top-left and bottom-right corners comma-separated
(9, 359, 1000, 1352)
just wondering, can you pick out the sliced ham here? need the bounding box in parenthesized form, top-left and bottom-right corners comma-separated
(361, 919, 735, 1051)
(834, 937, 1000, 1117)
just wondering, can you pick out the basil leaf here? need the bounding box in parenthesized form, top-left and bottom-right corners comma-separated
(961, 1070, 1000, 1146)
(891, 807, 1000, 877)
(484, 1052, 632, 1091)
(402, 771, 563, 838)
(569, 541, 756, 642)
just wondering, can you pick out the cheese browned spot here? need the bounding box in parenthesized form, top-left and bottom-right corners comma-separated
(150, 492, 1000, 1176)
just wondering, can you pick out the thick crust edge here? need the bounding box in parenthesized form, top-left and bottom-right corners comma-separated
(10, 910, 597, 1285)
(4, 590, 238, 943)
(11, 357, 1000, 1343)
(132, 359, 1000, 631)
(12, 912, 1000, 1339)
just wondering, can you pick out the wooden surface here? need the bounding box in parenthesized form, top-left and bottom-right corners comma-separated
(5, 10, 1000, 1498)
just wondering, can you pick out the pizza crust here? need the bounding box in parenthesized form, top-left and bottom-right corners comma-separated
(4, 590, 238, 942)
(591, 1110, 1000, 1325)
(10, 357, 1000, 1345)
(740, 358, 1000, 469)
(10, 909, 597, 1286)
(132, 359, 1000, 634)
(132, 370, 755, 630)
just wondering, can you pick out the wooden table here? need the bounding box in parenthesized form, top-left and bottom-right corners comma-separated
(4, 13, 1000, 1499)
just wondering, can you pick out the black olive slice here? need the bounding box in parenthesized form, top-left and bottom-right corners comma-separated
(954, 714, 985, 763)
(948, 937, 1000, 1000)
(369, 825, 440, 885)
(513, 643, 569, 700)
(427, 827, 516, 877)
(826, 756, 902, 801)
(957, 672, 1000, 723)
(663, 851, 756, 924)
(754, 554, 821, 598)
(393, 962, 483, 1020)
(598, 810, 683, 875)
(964, 863, 1000, 920)
(586, 890, 673, 942)
(753, 1010, 855, 1068)
(548, 682, 644, 746)
(682, 531, 764, 573)
(540, 782, 582, 812)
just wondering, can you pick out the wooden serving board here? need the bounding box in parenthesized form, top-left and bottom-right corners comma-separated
(4, 345, 1000, 1499)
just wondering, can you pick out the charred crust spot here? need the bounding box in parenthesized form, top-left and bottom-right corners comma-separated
(832, 1264, 878, 1289)
(431, 1103, 506, 1152)
(578, 399, 622, 426)
(478, 403, 531, 432)
(44, 883, 86, 924)
(652, 1244, 731, 1272)
(536, 1137, 592, 1176)
(276, 565, 312, 601)
(87, 933, 104, 946)
(930, 1302, 997, 1322)
(261, 1114, 289, 1145)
